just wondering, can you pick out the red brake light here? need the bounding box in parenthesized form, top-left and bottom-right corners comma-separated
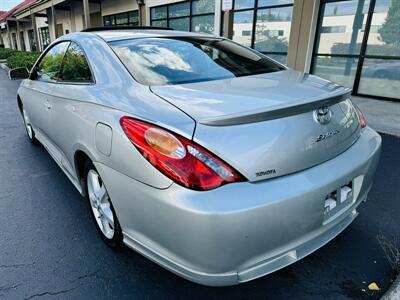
(120, 117, 245, 191)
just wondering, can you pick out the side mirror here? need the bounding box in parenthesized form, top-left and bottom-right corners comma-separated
(9, 67, 30, 80)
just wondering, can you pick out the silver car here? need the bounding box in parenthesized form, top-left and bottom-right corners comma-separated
(12, 28, 381, 286)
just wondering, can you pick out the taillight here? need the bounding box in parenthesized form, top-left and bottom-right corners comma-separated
(120, 117, 245, 191)
(356, 106, 367, 128)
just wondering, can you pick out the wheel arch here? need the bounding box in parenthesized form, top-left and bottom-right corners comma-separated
(17, 95, 23, 115)
(74, 150, 92, 182)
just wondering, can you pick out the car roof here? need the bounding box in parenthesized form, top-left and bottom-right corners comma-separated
(85, 28, 215, 42)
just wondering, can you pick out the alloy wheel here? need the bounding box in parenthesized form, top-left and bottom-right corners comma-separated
(87, 169, 115, 239)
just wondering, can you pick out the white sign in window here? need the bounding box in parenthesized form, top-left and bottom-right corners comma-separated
(222, 0, 233, 11)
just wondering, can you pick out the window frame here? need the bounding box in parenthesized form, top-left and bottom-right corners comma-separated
(57, 41, 95, 85)
(38, 26, 50, 49)
(150, 0, 216, 33)
(31, 40, 96, 86)
(232, 0, 293, 58)
(27, 29, 37, 52)
(32, 41, 70, 83)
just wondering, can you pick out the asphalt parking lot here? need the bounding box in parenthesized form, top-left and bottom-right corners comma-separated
(0, 68, 399, 300)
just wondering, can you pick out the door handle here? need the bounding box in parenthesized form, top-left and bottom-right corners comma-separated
(44, 100, 51, 110)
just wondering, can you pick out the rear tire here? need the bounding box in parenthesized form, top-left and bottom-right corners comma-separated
(84, 160, 123, 249)
(22, 107, 38, 145)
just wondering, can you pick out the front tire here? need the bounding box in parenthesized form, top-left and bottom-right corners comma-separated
(84, 161, 123, 248)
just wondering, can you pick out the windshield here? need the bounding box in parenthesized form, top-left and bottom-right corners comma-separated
(110, 37, 285, 86)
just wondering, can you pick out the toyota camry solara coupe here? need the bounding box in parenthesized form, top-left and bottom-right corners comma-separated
(13, 27, 381, 286)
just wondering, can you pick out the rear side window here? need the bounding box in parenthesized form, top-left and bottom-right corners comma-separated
(59, 42, 93, 83)
(35, 42, 70, 82)
(110, 37, 284, 86)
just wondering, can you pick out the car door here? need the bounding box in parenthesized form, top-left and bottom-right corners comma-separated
(23, 41, 70, 153)
(49, 41, 95, 178)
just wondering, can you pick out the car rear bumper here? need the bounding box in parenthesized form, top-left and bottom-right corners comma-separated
(95, 126, 381, 286)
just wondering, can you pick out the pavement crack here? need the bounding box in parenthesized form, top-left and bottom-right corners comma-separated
(70, 269, 125, 283)
(76, 270, 101, 281)
(25, 286, 78, 300)
(0, 262, 35, 269)
(0, 283, 22, 293)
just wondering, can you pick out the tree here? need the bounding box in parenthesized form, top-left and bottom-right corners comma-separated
(378, 0, 400, 47)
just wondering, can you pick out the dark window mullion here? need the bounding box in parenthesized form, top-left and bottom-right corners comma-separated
(167, 5, 169, 28)
(353, 0, 376, 95)
(189, 0, 193, 31)
(169, 16, 191, 20)
(364, 55, 400, 60)
(261, 51, 288, 55)
(256, 3, 293, 10)
(234, 7, 255, 12)
(310, 0, 326, 74)
(250, 0, 258, 48)
(191, 12, 214, 17)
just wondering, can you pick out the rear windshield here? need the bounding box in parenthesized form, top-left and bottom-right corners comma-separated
(109, 37, 285, 86)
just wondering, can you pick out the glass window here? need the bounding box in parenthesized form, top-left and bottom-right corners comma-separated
(254, 7, 292, 53)
(128, 11, 139, 24)
(103, 11, 139, 26)
(116, 13, 128, 25)
(150, 1, 215, 33)
(19, 31, 26, 51)
(59, 42, 93, 83)
(28, 30, 37, 52)
(358, 58, 400, 99)
(321, 26, 346, 33)
(35, 42, 70, 82)
(39, 27, 50, 49)
(11, 33, 17, 49)
(258, 0, 293, 7)
(233, 11, 254, 48)
(358, 58, 400, 98)
(103, 16, 111, 26)
(312, 56, 359, 88)
(151, 6, 167, 20)
(234, 0, 255, 10)
(169, 18, 190, 31)
(168, 2, 190, 17)
(365, 0, 400, 56)
(111, 37, 284, 86)
(266, 53, 287, 65)
(312, 0, 400, 100)
(192, 0, 215, 14)
(232, 0, 293, 65)
(192, 15, 215, 33)
(151, 20, 168, 27)
(314, 0, 370, 55)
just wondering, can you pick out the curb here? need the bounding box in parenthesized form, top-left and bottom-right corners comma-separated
(0, 62, 10, 73)
(382, 274, 400, 300)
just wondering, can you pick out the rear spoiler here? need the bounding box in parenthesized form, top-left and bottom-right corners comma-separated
(199, 90, 352, 126)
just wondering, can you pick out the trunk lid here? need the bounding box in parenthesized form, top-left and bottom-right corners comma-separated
(151, 70, 360, 181)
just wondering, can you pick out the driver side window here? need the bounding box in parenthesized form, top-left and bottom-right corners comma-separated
(35, 42, 70, 83)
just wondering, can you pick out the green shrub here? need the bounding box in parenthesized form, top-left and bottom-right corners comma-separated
(0, 48, 17, 59)
(6, 52, 40, 70)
